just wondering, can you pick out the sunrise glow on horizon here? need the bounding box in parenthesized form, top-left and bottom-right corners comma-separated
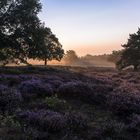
(39, 0, 140, 56)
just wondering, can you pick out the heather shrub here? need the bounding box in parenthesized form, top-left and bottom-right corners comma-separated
(43, 75, 64, 82)
(57, 81, 113, 105)
(93, 75, 113, 85)
(7, 77, 21, 87)
(107, 91, 140, 117)
(57, 81, 94, 103)
(116, 83, 140, 94)
(0, 68, 22, 74)
(22, 127, 48, 140)
(0, 85, 22, 113)
(19, 80, 53, 100)
(43, 76, 64, 91)
(17, 110, 68, 132)
(64, 112, 88, 131)
(48, 80, 63, 89)
(92, 120, 128, 140)
(4, 75, 22, 87)
(127, 114, 140, 139)
(22, 99, 48, 110)
(0, 84, 8, 92)
(90, 84, 113, 105)
(19, 75, 37, 81)
(23, 95, 69, 111)
(17, 110, 88, 133)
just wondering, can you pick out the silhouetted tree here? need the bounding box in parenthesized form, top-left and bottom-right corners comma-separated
(0, 0, 64, 66)
(28, 26, 64, 65)
(0, 0, 42, 65)
(63, 50, 79, 64)
(116, 28, 140, 71)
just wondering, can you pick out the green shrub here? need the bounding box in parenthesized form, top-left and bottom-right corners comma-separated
(0, 115, 24, 140)
(45, 95, 71, 111)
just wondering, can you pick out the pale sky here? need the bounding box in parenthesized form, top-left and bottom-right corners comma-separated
(39, 0, 140, 56)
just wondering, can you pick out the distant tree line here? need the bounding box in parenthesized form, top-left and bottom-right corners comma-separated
(63, 50, 79, 64)
(0, 0, 64, 66)
(63, 50, 114, 66)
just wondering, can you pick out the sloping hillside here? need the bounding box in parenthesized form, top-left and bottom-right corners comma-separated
(0, 66, 140, 140)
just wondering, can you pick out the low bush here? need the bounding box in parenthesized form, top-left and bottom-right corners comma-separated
(4, 75, 22, 87)
(92, 120, 129, 140)
(57, 81, 113, 105)
(17, 110, 88, 133)
(0, 115, 23, 140)
(0, 85, 22, 113)
(19, 80, 53, 101)
(90, 84, 113, 105)
(48, 80, 63, 89)
(45, 95, 71, 111)
(57, 81, 94, 103)
(107, 91, 140, 117)
(127, 114, 140, 139)
(64, 112, 88, 132)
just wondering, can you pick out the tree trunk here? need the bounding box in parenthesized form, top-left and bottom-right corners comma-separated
(44, 58, 47, 66)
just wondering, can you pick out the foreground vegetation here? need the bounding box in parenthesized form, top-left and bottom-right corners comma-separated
(0, 66, 140, 140)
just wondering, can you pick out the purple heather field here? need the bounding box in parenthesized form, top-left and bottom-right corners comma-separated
(0, 66, 140, 140)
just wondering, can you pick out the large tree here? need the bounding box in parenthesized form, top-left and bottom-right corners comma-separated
(116, 28, 140, 71)
(0, 0, 42, 65)
(28, 25, 64, 65)
(0, 0, 64, 66)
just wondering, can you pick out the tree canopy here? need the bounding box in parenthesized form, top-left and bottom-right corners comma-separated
(0, 0, 42, 64)
(0, 0, 64, 65)
(116, 28, 140, 71)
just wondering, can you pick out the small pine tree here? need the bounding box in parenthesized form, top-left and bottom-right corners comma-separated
(117, 28, 140, 71)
